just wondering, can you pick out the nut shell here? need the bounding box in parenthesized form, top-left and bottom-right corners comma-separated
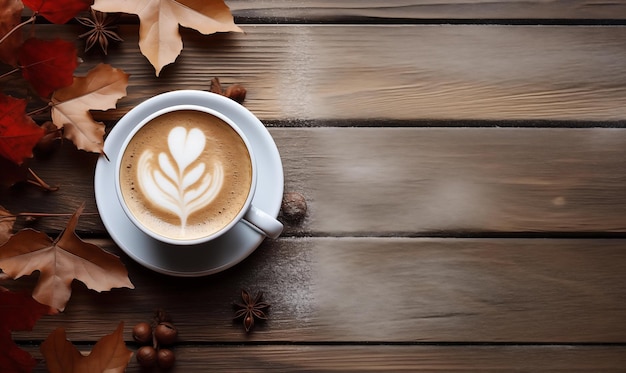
(136, 346, 157, 368)
(281, 192, 307, 222)
(154, 322, 178, 346)
(132, 322, 153, 345)
(157, 348, 176, 370)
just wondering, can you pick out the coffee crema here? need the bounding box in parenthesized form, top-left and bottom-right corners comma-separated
(119, 110, 253, 241)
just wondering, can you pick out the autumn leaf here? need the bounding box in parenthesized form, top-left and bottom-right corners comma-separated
(22, 0, 93, 24)
(41, 322, 133, 373)
(0, 288, 52, 373)
(0, 94, 45, 164)
(0, 0, 24, 66)
(0, 205, 15, 245)
(51, 63, 129, 153)
(0, 157, 28, 187)
(0, 203, 134, 312)
(18, 38, 79, 98)
(93, 0, 242, 76)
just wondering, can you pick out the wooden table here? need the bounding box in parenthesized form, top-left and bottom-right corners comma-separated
(3, 1, 626, 371)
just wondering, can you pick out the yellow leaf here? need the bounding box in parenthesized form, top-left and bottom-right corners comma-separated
(93, 0, 242, 76)
(51, 63, 129, 153)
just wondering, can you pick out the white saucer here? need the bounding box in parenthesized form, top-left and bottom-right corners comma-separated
(94, 91, 284, 276)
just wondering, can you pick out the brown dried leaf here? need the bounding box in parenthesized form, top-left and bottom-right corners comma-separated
(50, 63, 129, 153)
(0, 203, 134, 312)
(0, 0, 24, 66)
(0, 205, 15, 245)
(41, 322, 133, 373)
(92, 0, 242, 76)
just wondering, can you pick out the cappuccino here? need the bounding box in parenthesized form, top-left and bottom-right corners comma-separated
(119, 110, 253, 241)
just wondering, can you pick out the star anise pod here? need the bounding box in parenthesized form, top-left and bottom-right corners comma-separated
(233, 289, 270, 332)
(76, 9, 123, 55)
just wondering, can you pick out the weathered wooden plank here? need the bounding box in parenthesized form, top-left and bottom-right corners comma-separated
(226, 0, 626, 21)
(6, 24, 626, 122)
(24, 345, 626, 372)
(3, 128, 626, 235)
(11, 237, 626, 343)
(277, 127, 626, 235)
(24, 1, 626, 22)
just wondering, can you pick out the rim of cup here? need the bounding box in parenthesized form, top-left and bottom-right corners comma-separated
(114, 104, 258, 246)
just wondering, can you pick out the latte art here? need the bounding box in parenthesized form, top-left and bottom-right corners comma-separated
(119, 109, 253, 241)
(136, 126, 224, 232)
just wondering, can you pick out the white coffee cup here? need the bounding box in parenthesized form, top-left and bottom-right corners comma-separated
(114, 103, 283, 245)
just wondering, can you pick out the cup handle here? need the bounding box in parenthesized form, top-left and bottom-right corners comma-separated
(244, 205, 283, 239)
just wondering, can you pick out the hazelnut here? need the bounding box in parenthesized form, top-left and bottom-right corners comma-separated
(136, 346, 157, 368)
(132, 322, 153, 345)
(154, 322, 178, 346)
(157, 348, 176, 370)
(281, 192, 307, 222)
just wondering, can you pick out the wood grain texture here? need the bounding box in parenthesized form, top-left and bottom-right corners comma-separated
(6, 24, 626, 122)
(10, 237, 626, 343)
(4, 128, 626, 235)
(226, 0, 626, 21)
(277, 128, 626, 235)
(24, 345, 626, 372)
(22, 1, 626, 22)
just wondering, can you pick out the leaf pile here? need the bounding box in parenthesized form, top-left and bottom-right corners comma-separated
(0, 0, 129, 186)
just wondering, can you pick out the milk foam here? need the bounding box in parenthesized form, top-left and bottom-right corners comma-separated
(136, 126, 224, 233)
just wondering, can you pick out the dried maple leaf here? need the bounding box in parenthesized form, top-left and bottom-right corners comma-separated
(0, 0, 24, 66)
(22, 0, 93, 24)
(0, 205, 15, 245)
(0, 288, 52, 373)
(92, 0, 242, 76)
(51, 63, 129, 154)
(18, 38, 79, 98)
(0, 156, 28, 187)
(0, 203, 134, 312)
(41, 322, 133, 373)
(0, 94, 45, 164)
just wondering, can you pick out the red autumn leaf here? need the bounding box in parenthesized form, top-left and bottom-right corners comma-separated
(0, 288, 53, 373)
(18, 38, 78, 98)
(41, 322, 133, 373)
(22, 0, 93, 24)
(0, 94, 45, 165)
(0, 157, 28, 187)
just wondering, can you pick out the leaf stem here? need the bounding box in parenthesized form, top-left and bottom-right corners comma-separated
(0, 212, 99, 221)
(0, 68, 19, 80)
(26, 104, 52, 117)
(0, 15, 37, 46)
(27, 168, 58, 192)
